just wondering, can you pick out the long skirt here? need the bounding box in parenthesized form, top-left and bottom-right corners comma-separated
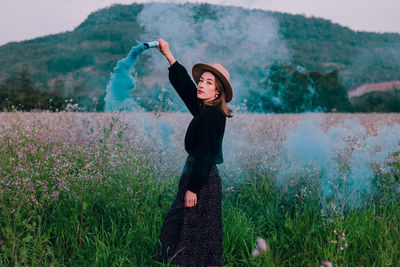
(153, 155, 223, 266)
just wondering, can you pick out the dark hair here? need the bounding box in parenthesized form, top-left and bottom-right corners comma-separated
(202, 73, 233, 118)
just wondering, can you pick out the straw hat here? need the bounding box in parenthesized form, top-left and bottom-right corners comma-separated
(192, 63, 233, 103)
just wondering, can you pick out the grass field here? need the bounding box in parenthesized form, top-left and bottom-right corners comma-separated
(0, 111, 399, 266)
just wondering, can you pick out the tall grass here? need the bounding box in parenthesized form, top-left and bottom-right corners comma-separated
(0, 111, 399, 266)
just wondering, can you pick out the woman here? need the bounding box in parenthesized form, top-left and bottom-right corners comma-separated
(152, 38, 233, 267)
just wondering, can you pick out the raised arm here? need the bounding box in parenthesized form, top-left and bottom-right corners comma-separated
(157, 38, 201, 116)
(156, 38, 176, 66)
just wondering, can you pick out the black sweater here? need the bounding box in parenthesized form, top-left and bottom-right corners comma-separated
(168, 61, 226, 194)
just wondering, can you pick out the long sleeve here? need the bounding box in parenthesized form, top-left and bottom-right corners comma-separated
(186, 109, 221, 194)
(187, 155, 214, 194)
(168, 61, 201, 117)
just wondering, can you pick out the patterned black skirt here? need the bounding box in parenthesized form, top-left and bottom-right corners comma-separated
(153, 155, 223, 266)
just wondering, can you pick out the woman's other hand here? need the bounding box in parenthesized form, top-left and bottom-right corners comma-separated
(156, 38, 176, 66)
(184, 190, 197, 207)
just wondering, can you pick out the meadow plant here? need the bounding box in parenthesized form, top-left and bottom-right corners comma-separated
(0, 111, 399, 265)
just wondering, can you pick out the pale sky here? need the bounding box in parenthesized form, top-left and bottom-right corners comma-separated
(1, 0, 399, 46)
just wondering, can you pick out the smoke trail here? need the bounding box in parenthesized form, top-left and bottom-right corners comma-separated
(103, 44, 147, 112)
(137, 2, 291, 111)
(276, 114, 400, 213)
(136, 2, 324, 112)
(255, 64, 320, 113)
(296, 65, 319, 111)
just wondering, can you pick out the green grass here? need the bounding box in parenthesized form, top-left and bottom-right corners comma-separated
(1, 112, 399, 266)
(1, 162, 399, 266)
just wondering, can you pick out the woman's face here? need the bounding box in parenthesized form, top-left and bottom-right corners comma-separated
(197, 71, 219, 102)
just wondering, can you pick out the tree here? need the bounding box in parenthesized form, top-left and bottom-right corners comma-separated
(17, 68, 42, 110)
(310, 69, 352, 112)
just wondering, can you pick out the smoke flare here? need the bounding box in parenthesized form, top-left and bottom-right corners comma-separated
(104, 44, 146, 112)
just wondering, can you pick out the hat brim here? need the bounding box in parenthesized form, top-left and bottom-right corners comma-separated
(192, 63, 233, 103)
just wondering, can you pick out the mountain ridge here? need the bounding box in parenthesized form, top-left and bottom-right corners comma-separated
(1, 2, 399, 107)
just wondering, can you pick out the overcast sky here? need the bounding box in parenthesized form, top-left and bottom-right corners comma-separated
(1, 0, 399, 46)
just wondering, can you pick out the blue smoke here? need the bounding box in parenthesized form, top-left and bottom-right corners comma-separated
(95, 3, 399, 216)
(276, 115, 400, 213)
(296, 65, 319, 112)
(104, 44, 146, 112)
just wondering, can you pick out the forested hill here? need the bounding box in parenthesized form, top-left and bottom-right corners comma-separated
(274, 13, 400, 88)
(0, 2, 399, 112)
